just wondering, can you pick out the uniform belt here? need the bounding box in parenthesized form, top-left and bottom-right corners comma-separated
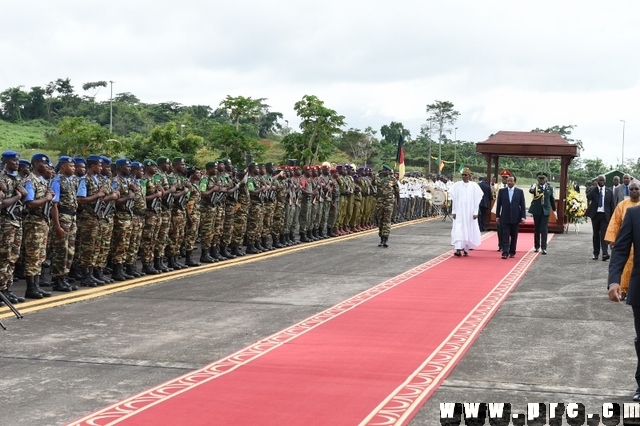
(58, 207, 76, 216)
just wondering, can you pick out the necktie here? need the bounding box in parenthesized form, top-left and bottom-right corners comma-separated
(598, 187, 603, 207)
(626, 185, 630, 196)
(508, 188, 513, 203)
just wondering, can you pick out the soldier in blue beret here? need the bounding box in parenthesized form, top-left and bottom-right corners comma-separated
(2, 151, 20, 160)
(115, 158, 131, 167)
(18, 159, 31, 177)
(131, 161, 142, 169)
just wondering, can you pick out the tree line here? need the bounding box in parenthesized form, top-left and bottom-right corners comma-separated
(0, 79, 631, 182)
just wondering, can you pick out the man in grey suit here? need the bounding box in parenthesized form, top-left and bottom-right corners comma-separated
(495, 176, 527, 259)
(614, 174, 632, 207)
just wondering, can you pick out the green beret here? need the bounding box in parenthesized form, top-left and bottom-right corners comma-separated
(265, 162, 274, 167)
(217, 158, 228, 164)
(157, 157, 170, 165)
(142, 159, 157, 167)
(257, 163, 265, 167)
(382, 164, 393, 172)
(537, 172, 548, 178)
(205, 161, 218, 169)
(172, 157, 185, 163)
(248, 162, 257, 167)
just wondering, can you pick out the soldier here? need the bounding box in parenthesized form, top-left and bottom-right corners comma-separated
(125, 161, 147, 277)
(210, 161, 229, 261)
(199, 161, 220, 263)
(23, 153, 55, 298)
(0, 151, 28, 303)
(68, 157, 86, 281)
(49, 156, 80, 291)
(245, 162, 265, 254)
(140, 159, 164, 274)
(110, 158, 135, 281)
(230, 168, 250, 257)
(155, 157, 175, 272)
(261, 163, 276, 249)
(219, 159, 238, 259)
(166, 157, 190, 270)
(375, 164, 400, 248)
(326, 168, 340, 237)
(286, 166, 302, 245)
(184, 167, 202, 266)
(94, 156, 118, 284)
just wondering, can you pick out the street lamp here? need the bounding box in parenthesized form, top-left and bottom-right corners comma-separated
(109, 81, 115, 133)
(620, 119, 626, 171)
(453, 127, 458, 179)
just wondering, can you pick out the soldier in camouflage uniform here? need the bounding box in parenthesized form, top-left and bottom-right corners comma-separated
(109, 158, 135, 281)
(154, 157, 175, 272)
(140, 159, 164, 274)
(318, 164, 332, 238)
(184, 168, 202, 266)
(230, 169, 250, 257)
(23, 154, 55, 299)
(298, 166, 315, 242)
(326, 168, 340, 237)
(125, 162, 146, 277)
(285, 167, 302, 245)
(309, 167, 322, 240)
(245, 163, 265, 254)
(375, 164, 400, 248)
(271, 167, 287, 248)
(166, 157, 190, 270)
(210, 161, 230, 261)
(260, 163, 276, 250)
(199, 162, 221, 263)
(0, 151, 28, 304)
(49, 156, 80, 291)
(219, 159, 238, 259)
(94, 157, 118, 284)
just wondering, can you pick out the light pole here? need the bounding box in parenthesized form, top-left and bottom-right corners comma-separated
(109, 81, 115, 133)
(620, 119, 626, 171)
(453, 127, 458, 179)
(180, 124, 185, 137)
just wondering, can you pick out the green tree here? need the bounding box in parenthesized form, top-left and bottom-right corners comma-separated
(292, 95, 345, 165)
(0, 86, 29, 122)
(82, 81, 108, 101)
(46, 116, 118, 157)
(210, 122, 265, 166)
(336, 127, 379, 166)
(219, 95, 264, 131)
(425, 100, 460, 144)
(24, 86, 47, 120)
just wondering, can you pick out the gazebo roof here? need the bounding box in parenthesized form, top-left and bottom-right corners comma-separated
(476, 131, 579, 158)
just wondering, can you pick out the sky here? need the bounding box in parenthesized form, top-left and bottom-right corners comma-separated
(2, 0, 639, 167)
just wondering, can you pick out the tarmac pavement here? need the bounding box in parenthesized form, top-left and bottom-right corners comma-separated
(0, 218, 630, 426)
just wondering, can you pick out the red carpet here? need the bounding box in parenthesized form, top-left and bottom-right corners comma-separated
(70, 232, 543, 426)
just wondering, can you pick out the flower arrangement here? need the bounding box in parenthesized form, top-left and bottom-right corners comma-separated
(565, 188, 587, 224)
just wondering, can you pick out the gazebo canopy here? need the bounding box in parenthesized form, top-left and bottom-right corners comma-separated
(475, 131, 580, 234)
(476, 131, 579, 158)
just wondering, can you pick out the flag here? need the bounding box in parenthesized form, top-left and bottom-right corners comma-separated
(396, 134, 405, 179)
(439, 160, 445, 172)
(458, 164, 465, 173)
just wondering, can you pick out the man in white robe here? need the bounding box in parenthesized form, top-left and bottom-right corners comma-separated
(449, 167, 483, 256)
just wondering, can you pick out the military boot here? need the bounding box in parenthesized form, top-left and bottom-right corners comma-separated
(199, 249, 216, 264)
(2, 287, 25, 304)
(81, 267, 97, 287)
(299, 232, 310, 243)
(307, 229, 315, 241)
(167, 256, 182, 270)
(39, 266, 52, 287)
(125, 264, 141, 278)
(326, 227, 334, 237)
(52, 276, 72, 292)
(230, 244, 244, 257)
(279, 234, 288, 247)
(245, 243, 259, 254)
(34, 275, 51, 297)
(24, 276, 44, 299)
(161, 256, 173, 272)
(153, 257, 167, 272)
(221, 245, 236, 259)
(111, 264, 127, 282)
(175, 255, 187, 269)
(62, 276, 79, 291)
(271, 235, 282, 249)
(95, 267, 113, 284)
(185, 251, 201, 267)
(133, 263, 146, 276)
(289, 232, 299, 244)
(89, 266, 106, 285)
(142, 263, 159, 275)
(211, 246, 227, 261)
(261, 237, 273, 251)
(14, 262, 26, 280)
(382, 236, 389, 248)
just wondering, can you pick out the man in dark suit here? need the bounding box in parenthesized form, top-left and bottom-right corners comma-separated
(614, 173, 632, 207)
(528, 172, 556, 255)
(586, 174, 615, 260)
(608, 205, 640, 401)
(477, 176, 492, 232)
(495, 176, 526, 259)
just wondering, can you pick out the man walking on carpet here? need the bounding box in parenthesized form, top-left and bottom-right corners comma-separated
(528, 172, 556, 255)
(586, 174, 614, 261)
(495, 176, 526, 259)
(449, 167, 483, 257)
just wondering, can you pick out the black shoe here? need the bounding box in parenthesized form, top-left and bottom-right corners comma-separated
(501, 253, 508, 259)
(52, 277, 72, 292)
(463, 250, 469, 257)
(142, 263, 160, 275)
(125, 264, 142, 278)
(509, 254, 515, 258)
(541, 249, 547, 255)
(534, 248, 539, 253)
(382, 237, 388, 248)
(592, 255, 599, 260)
(454, 250, 462, 257)
(602, 254, 610, 261)
(378, 238, 384, 247)
(633, 389, 640, 401)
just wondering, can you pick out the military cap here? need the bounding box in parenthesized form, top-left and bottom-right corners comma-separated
(247, 161, 257, 167)
(157, 157, 170, 165)
(500, 169, 511, 177)
(31, 153, 49, 163)
(302, 165, 310, 171)
(216, 158, 228, 164)
(257, 163, 265, 167)
(537, 172, 548, 178)
(382, 164, 393, 172)
(115, 158, 131, 166)
(131, 161, 143, 168)
(87, 155, 103, 163)
(352, 174, 360, 178)
(336, 165, 343, 170)
(100, 156, 112, 165)
(142, 159, 157, 167)
(330, 168, 338, 174)
(57, 156, 74, 164)
(172, 157, 185, 163)
(1, 150, 19, 160)
(265, 162, 274, 167)
(205, 161, 218, 169)
(19, 159, 31, 167)
(73, 157, 86, 165)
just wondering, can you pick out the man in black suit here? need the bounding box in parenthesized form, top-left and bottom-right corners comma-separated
(495, 176, 527, 259)
(586, 175, 615, 260)
(477, 176, 492, 232)
(608, 206, 640, 401)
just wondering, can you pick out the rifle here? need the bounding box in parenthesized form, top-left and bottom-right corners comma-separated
(125, 198, 134, 214)
(176, 193, 188, 209)
(5, 200, 22, 220)
(150, 196, 161, 211)
(94, 198, 105, 218)
(103, 200, 116, 217)
(0, 290, 24, 330)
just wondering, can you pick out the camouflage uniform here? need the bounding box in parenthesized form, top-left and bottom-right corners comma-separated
(111, 174, 133, 265)
(219, 170, 236, 249)
(0, 169, 24, 291)
(140, 174, 162, 265)
(167, 172, 187, 257)
(261, 172, 275, 244)
(126, 176, 146, 268)
(199, 173, 219, 253)
(50, 174, 79, 278)
(231, 178, 250, 250)
(184, 178, 201, 251)
(327, 172, 341, 234)
(77, 173, 103, 268)
(245, 174, 264, 247)
(271, 175, 287, 242)
(23, 173, 51, 277)
(155, 170, 172, 260)
(97, 174, 116, 270)
(376, 174, 400, 239)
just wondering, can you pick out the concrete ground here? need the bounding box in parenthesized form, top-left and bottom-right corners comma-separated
(0, 218, 630, 425)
